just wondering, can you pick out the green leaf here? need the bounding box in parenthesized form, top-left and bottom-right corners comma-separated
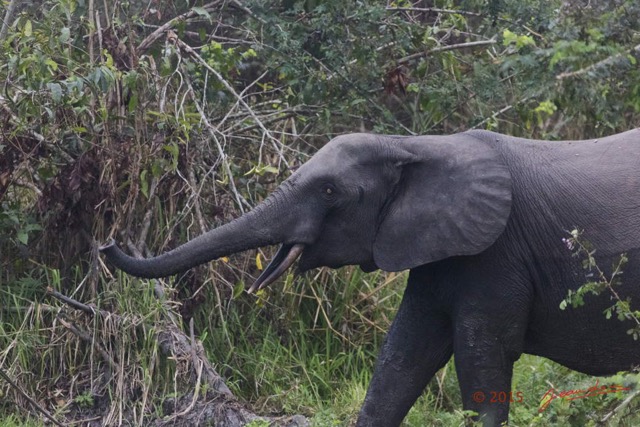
(242, 48, 257, 59)
(104, 51, 114, 68)
(17, 230, 29, 245)
(140, 170, 149, 198)
(163, 142, 179, 171)
(534, 100, 557, 116)
(45, 58, 58, 72)
(191, 7, 211, 20)
(502, 29, 516, 46)
(47, 83, 63, 103)
(59, 27, 70, 43)
(261, 165, 279, 175)
(232, 281, 245, 299)
(502, 29, 535, 50)
(128, 93, 138, 111)
(24, 20, 32, 37)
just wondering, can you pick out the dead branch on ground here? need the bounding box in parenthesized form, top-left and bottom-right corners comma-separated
(45, 286, 308, 426)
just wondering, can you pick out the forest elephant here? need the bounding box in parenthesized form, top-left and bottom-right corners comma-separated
(101, 129, 640, 426)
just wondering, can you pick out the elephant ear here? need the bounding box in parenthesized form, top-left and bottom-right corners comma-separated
(373, 134, 512, 271)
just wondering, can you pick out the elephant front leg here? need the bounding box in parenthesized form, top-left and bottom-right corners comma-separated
(356, 276, 453, 427)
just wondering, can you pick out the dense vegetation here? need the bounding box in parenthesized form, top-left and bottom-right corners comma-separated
(1, 0, 639, 425)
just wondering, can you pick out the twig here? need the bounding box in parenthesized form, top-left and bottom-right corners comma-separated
(58, 317, 119, 372)
(386, 6, 521, 28)
(217, 69, 270, 129)
(186, 163, 208, 233)
(0, 0, 19, 41)
(231, 112, 298, 134)
(163, 319, 203, 421)
(189, 318, 198, 378)
(471, 95, 533, 129)
(95, 10, 103, 58)
(125, 236, 144, 258)
(181, 68, 251, 213)
(396, 38, 497, 66)
(572, 236, 640, 329)
(386, 6, 484, 18)
(600, 389, 640, 423)
(138, 23, 252, 45)
(214, 105, 316, 124)
(0, 366, 64, 426)
(307, 271, 350, 343)
(174, 37, 289, 168)
(156, 324, 233, 396)
(229, 0, 266, 24)
(47, 287, 96, 315)
(522, 24, 545, 42)
(88, 0, 95, 65)
(136, 176, 159, 250)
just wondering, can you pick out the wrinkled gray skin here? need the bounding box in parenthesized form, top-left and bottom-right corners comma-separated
(102, 130, 640, 426)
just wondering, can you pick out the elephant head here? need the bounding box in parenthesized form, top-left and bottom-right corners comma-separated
(101, 133, 512, 291)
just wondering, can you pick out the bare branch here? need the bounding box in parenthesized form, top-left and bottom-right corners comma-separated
(182, 68, 252, 213)
(47, 287, 96, 315)
(386, 6, 522, 29)
(386, 6, 483, 18)
(471, 95, 533, 130)
(0, 0, 20, 41)
(174, 36, 289, 168)
(0, 367, 64, 426)
(396, 38, 497, 66)
(186, 158, 208, 233)
(58, 317, 119, 371)
(137, 1, 223, 54)
(600, 388, 640, 423)
(136, 176, 160, 251)
(556, 44, 640, 80)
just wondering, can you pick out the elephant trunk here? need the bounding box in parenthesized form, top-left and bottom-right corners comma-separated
(100, 192, 292, 279)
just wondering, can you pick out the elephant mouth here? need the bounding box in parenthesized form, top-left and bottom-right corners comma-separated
(247, 243, 305, 293)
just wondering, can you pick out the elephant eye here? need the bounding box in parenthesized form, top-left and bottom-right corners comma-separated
(321, 183, 337, 197)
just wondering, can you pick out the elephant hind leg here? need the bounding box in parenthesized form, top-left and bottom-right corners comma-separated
(455, 363, 515, 426)
(453, 311, 526, 426)
(356, 276, 453, 427)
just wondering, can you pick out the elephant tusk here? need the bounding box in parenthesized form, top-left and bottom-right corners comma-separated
(247, 243, 304, 293)
(252, 244, 292, 286)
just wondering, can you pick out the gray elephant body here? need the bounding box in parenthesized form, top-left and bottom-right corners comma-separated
(102, 129, 640, 426)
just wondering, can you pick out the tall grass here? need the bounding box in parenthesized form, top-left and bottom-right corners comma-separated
(2, 255, 639, 426)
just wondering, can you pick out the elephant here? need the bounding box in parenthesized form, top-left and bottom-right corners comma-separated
(101, 129, 640, 426)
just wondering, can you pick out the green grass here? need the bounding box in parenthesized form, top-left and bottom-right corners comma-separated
(1, 264, 638, 426)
